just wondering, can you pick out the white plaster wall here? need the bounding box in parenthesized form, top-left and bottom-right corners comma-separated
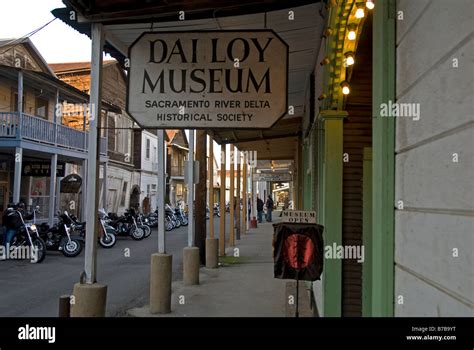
(141, 130, 158, 172)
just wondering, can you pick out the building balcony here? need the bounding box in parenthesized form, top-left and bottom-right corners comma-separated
(0, 112, 107, 156)
(170, 165, 185, 177)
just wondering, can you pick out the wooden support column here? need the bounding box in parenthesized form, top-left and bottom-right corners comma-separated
(13, 147, 22, 204)
(320, 110, 347, 317)
(236, 149, 241, 240)
(83, 23, 104, 284)
(48, 154, 57, 226)
(219, 144, 226, 256)
(229, 145, 235, 247)
(195, 130, 207, 264)
(208, 134, 214, 239)
(243, 153, 248, 233)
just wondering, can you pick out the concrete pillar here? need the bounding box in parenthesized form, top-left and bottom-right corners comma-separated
(70, 282, 107, 317)
(48, 154, 57, 226)
(150, 253, 172, 314)
(183, 246, 200, 285)
(13, 147, 22, 203)
(205, 238, 218, 268)
(219, 143, 226, 256)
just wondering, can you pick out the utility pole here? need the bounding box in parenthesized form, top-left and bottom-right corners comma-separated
(195, 130, 207, 264)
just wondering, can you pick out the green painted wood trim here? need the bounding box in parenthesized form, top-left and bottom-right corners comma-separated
(303, 140, 312, 210)
(372, 0, 396, 317)
(362, 147, 373, 317)
(297, 136, 304, 210)
(320, 113, 346, 317)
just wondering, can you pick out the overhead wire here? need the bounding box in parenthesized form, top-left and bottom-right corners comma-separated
(0, 17, 57, 55)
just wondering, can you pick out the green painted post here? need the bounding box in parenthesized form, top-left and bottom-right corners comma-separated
(362, 147, 373, 317)
(372, 0, 396, 317)
(320, 110, 347, 317)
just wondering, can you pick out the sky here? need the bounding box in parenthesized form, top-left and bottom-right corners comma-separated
(0, 0, 101, 63)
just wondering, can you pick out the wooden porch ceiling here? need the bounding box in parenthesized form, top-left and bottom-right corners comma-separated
(232, 135, 299, 161)
(62, 0, 322, 23)
(212, 116, 300, 160)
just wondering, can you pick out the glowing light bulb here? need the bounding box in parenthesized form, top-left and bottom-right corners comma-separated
(355, 8, 365, 18)
(366, 0, 375, 10)
(345, 52, 355, 66)
(348, 30, 356, 40)
(341, 81, 350, 95)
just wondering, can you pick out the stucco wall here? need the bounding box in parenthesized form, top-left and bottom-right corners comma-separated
(395, 0, 474, 316)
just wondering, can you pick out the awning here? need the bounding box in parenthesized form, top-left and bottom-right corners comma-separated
(53, 0, 326, 160)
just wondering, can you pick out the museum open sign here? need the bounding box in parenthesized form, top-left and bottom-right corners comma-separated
(127, 30, 288, 129)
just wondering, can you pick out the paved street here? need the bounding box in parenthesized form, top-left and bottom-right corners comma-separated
(0, 216, 231, 317)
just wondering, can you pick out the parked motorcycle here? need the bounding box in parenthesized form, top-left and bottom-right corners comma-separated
(213, 203, 221, 217)
(66, 210, 117, 248)
(165, 204, 181, 229)
(136, 212, 152, 238)
(8, 206, 46, 263)
(107, 209, 145, 240)
(97, 209, 117, 248)
(174, 206, 188, 226)
(39, 211, 84, 257)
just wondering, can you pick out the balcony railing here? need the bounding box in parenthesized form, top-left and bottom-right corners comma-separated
(170, 165, 185, 177)
(0, 112, 107, 155)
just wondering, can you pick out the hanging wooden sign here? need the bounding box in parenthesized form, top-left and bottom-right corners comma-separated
(127, 30, 288, 129)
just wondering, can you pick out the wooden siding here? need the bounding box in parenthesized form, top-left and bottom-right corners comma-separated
(341, 15, 372, 317)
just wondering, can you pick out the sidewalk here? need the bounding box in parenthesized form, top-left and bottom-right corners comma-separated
(128, 216, 288, 317)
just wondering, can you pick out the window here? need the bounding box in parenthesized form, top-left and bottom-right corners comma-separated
(176, 183, 183, 196)
(145, 138, 150, 159)
(35, 97, 48, 119)
(120, 181, 128, 206)
(114, 115, 131, 156)
(147, 184, 151, 196)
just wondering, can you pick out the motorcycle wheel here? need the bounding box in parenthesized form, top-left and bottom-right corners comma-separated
(174, 219, 181, 228)
(180, 218, 189, 226)
(99, 232, 116, 248)
(31, 237, 46, 263)
(165, 219, 173, 231)
(142, 225, 152, 238)
(130, 226, 145, 240)
(62, 239, 83, 257)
